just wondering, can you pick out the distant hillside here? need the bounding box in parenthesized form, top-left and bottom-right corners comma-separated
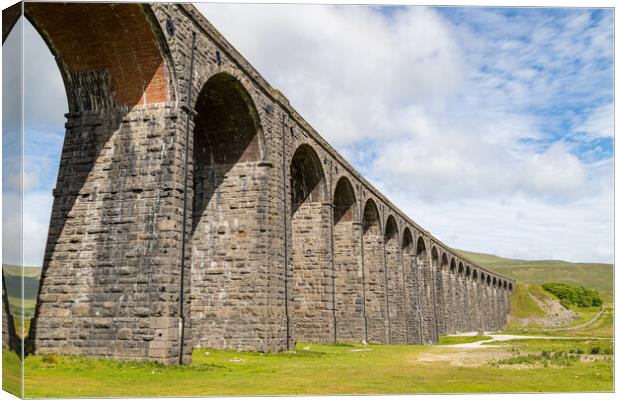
(456, 249, 613, 296)
(3, 264, 41, 302)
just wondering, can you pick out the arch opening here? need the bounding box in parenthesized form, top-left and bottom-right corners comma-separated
(289, 144, 331, 342)
(402, 228, 414, 255)
(190, 72, 269, 349)
(291, 144, 325, 214)
(384, 215, 405, 343)
(362, 199, 388, 343)
(332, 176, 364, 341)
(333, 177, 356, 224)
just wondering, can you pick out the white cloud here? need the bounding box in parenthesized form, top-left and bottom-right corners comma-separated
(574, 103, 614, 140)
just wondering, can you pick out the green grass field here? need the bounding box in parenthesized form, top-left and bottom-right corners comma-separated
(2, 336, 612, 398)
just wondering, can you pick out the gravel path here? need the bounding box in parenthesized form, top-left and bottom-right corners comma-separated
(446, 332, 608, 349)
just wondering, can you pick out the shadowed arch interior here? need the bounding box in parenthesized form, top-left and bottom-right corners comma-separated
(193, 73, 261, 166)
(416, 237, 427, 258)
(431, 247, 439, 265)
(441, 253, 449, 270)
(333, 177, 356, 223)
(384, 215, 398, 243)
(458, 262, 464, 275)
(450, 258, 456, 273)
(291, 144, 325, 214)
(402, 228, 414, 254)
(363, 199, 380, 235)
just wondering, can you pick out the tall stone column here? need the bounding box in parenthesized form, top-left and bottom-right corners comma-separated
(30, 105, 188, 364)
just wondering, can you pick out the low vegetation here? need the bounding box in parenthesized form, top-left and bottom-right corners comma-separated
(542, 282, 602, 308)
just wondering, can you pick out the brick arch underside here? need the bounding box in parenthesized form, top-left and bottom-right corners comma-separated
(190, 73, 270, 350)
(25, 3, 170, 110)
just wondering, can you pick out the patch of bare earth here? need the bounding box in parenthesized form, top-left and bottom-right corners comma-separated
(416, 348, 513, 367)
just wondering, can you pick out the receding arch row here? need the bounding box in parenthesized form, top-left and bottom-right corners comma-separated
(297, 163, 513, 292)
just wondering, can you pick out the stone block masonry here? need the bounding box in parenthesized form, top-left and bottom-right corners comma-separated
(10, 3, 514, 364)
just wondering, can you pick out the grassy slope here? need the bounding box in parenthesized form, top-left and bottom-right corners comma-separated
(6, 340, 611, 397)
(456, 249, 613, 296)
(508, 283, 546, 319)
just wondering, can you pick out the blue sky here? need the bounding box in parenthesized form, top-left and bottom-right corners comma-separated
(3, 4, 614, 266)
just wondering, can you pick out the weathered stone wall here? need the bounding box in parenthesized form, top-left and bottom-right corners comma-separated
(333, 206, 365, 341)
(362, 206, 389, 343)
(22, 3, 515, 363)
(385, 219, 406, 344)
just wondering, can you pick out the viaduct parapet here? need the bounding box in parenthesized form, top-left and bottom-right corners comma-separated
(4, 3, 514, 364)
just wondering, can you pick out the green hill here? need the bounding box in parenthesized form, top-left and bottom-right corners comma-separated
(456, 250, 613, 296)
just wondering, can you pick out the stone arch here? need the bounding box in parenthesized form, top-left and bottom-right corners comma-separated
(402, 228, 414, 254)
(291, 144, 326, 212)
(509, 283, 513, 291)
(189, 71, 270, 349)
(24, 3, 182, 362)
(384, 215, 399, 243)
(441, 253, 449, 270)
(439, 252, 453, 334)
(24, 3, 174, 111)
(362, 199, 388, 343)
(289, 143, 331, 342)
(401, 227, 418, 343)
(384, 215, 405, 343)
(332, 176, 364, 341)
(456, 260, 468, 332)
(333, 177, 357, 223)
(416, 236, 427, 258)
(430, 247, 444, 336)
(414, 236, 433, 342)
(487, 275, 492, 286)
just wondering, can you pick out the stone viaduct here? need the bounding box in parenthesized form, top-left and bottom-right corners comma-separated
(3, 2, 514, 364)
